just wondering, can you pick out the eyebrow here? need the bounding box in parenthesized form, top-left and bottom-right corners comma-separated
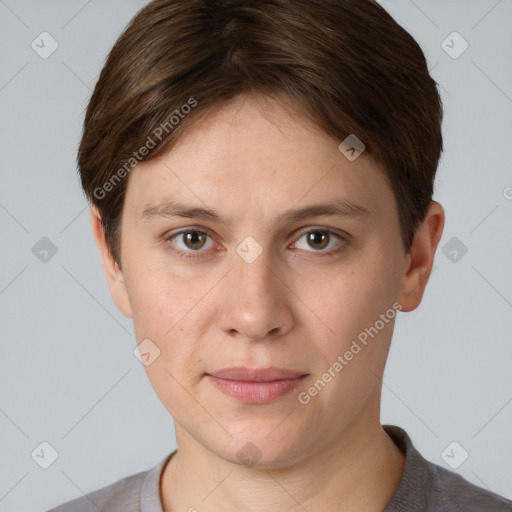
(140, 198, 370, 226)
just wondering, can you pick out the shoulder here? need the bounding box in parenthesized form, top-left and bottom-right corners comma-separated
(429, 461, 512, 511)
(383, 425, 512, 512)
(46, 465, 154, 512)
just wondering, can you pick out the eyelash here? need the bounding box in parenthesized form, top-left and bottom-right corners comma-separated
(163, 227, 348, 260)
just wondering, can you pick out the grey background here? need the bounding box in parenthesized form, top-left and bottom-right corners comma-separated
(0, 0, 511, 510)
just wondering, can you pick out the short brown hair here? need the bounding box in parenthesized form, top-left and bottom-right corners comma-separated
(78, 0, 443, 266)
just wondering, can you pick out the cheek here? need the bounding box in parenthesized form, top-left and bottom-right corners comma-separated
(124, 248, 198, 335)
(123, 252, 215, 373)
(303, 251, 400, 384)
(311, 260, 398, 338)
(127, 265, 209, 418)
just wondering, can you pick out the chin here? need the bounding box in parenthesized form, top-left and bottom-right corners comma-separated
(209, 433, 310, 470)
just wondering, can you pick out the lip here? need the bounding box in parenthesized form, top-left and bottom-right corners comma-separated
(207, 366, 307, 382)
(205, 367, 308, 404)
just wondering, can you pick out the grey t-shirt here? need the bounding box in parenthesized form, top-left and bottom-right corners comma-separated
(47, 425, 512, 512)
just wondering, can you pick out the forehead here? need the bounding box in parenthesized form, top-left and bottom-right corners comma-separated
(123, 95, 394, 225)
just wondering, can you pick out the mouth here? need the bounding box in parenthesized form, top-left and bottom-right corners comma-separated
(205, 366, 308, 404)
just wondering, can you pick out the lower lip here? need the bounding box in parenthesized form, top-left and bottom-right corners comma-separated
(207, 375, 307, 404)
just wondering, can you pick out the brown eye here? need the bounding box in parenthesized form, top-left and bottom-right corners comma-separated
(306, 230, 330, 250)
(182, 231, 207, 250)
(167, 229, 214, 256)
(292, 228, 346, 254)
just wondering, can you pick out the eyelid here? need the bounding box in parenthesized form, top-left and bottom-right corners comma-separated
(294, 225, 348, 240)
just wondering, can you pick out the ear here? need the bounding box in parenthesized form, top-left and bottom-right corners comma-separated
(397, 201, 445, 312)
(90, 205, 133, 318)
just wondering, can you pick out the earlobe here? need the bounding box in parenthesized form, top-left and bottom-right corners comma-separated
(397, 201, 445, 312)
(90, 205, 133, 318)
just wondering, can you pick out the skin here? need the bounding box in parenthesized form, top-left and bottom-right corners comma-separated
(91, 93, 444, 511)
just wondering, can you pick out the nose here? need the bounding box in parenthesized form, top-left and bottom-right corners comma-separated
(218, 248, 295, 342)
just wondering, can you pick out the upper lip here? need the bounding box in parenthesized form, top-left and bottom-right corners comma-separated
(207, 366, 307, 382)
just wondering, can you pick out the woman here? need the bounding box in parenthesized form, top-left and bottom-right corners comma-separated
(49, 0, 512, 510)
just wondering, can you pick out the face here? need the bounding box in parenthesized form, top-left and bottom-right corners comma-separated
(95, 94, 426, 468)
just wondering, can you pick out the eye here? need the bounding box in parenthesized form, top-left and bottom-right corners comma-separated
(165, 229, 215, 257)
(291, 228, 346, 254)
(164, 226, 347, 260)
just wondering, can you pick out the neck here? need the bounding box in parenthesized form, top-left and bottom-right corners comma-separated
(160, 390, 405, 512)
